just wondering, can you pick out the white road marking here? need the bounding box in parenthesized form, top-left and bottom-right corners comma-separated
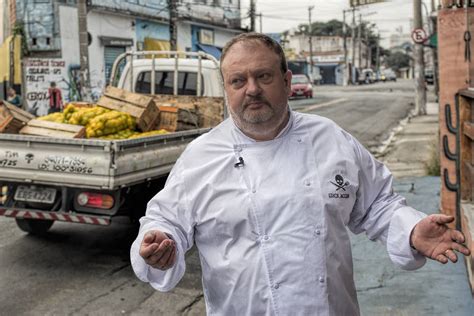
(298, 98, 348, 112)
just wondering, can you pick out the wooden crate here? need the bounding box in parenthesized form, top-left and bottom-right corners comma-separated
(0, 101, 35, 134)
(157, 105, 199, 132)
(97, 86, 159, 132)
(151, 95, 224, 128)
(20, 119, 86, 139)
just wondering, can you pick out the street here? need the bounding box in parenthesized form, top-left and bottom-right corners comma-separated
(291, 79, 415, 152)
(1, 80, 422, 315)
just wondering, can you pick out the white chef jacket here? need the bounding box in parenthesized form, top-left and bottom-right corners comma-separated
(130, 110, 427, 316)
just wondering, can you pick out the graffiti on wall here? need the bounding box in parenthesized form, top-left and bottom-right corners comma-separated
(24, 59, 83, 116)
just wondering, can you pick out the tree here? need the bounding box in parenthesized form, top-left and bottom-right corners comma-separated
(294, 19, 349, 37)
(386, 51, 410, 71)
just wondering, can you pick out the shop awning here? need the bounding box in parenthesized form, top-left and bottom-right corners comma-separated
(197, 43, 222, 60)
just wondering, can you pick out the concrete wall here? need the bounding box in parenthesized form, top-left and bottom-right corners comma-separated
(89, 0, 169, 21)
(178, 22, 192, 51)
(214, 27, 238, 47)
(87, 10, 135, 99)
(16, 0, 60, 51)
(136, 18, 169, 43)
(0, 0, 4, 44)
(59, 6, 79, 67)
(89, 0, 241, 29)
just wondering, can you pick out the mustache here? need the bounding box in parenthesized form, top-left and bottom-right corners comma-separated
(243, 96, 270, 107)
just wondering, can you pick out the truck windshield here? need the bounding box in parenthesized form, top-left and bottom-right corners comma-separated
(135, 71, 205, 96)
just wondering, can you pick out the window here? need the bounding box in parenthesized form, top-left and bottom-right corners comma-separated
(135, 71, 205, 96)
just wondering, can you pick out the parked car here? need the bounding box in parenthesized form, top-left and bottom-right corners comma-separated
(376, 71, 386, 82)
(383, 69, 397, 82)
(290, 74, 313, 98)
(425, 69, 434, 85)
(358, 69, 375, 84)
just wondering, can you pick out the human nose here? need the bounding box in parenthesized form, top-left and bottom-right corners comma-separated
(246, 77, 262, 96)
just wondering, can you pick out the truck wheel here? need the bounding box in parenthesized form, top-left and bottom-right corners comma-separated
(15, 219, 54, 235)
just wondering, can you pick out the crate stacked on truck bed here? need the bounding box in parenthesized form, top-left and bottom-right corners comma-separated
(0, 87, 225, 140)
(0, 101, 35, 133)
(152, 95, 224, 130)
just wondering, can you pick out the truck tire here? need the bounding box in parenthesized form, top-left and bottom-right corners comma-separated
(15, 218, 54, 235)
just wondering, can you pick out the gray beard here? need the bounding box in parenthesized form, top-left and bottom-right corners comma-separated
(228, 103, 289, 139)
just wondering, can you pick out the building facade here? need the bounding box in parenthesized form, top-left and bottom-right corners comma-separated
(286, 34, 369, 85)
(1, 0, 243, 115)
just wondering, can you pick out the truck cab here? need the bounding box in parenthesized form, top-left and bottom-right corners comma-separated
(117, 58, 224, 98)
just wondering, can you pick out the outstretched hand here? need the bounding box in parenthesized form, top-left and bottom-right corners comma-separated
(139, 230, 177, 270)
(410, 214, 471, 264)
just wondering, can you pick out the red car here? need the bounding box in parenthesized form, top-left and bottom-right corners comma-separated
(290, 74, 313, 99)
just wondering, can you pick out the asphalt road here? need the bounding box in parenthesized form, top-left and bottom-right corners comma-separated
(290, 79, 415, 151)
(0, 80, 418, 315)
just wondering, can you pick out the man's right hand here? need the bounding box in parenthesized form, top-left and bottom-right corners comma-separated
(139, 230, 177, 270)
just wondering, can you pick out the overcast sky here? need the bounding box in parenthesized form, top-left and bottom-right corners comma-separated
(240, 0, 437, 47)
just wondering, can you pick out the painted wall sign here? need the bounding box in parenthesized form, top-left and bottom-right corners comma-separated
(24, 58, 70, 116)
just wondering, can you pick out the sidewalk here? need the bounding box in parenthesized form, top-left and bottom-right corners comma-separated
(381, 102, 439, 178)
(352, 102, 474, 315)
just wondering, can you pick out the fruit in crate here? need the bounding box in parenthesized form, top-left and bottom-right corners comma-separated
(86, 110, 136, 138)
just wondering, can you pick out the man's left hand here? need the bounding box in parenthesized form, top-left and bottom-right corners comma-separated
(410, 214, 471, 264)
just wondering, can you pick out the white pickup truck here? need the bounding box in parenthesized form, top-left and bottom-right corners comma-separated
(0, 51, 224, 234)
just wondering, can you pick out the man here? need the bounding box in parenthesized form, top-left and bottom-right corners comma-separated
(130, 33, 470, 315)
(6, 87, 21, 107)
(47, 81, 63, 114)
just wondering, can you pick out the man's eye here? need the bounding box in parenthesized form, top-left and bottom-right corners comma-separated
(230, 78, 244, 86)
(259, 73, 272, 82)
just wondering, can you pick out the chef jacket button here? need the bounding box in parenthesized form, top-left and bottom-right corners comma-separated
(319, 276, 325, 283)
(252, 189, 257, 194)
(304, 180, 311, 186)
(297, 138, 302, 143)
(315, 229, 321, 235)
(273, 283, 280, 289)
(263, 235, 269, 241)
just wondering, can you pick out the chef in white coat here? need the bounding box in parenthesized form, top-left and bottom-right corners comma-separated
(130, 33, 470, 316)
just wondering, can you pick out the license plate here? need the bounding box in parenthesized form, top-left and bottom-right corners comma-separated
(296, 91, 303, 95)
(14, 185, 56, 204)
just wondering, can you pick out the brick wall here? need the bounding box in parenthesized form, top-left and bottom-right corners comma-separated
(438, 8, 474, 218)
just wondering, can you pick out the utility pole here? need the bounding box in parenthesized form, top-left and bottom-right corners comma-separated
(343, 9, 348, 86)
(249, 0, 256, 32)
(414, 0, 427, 115)
(308, 5, 314, 82)
(357, 14, 362, 70)
(168, 0, 178, 51)
(77, 0, 91, 101)
(376, 32, 380, 72)
(365, 27, 369, 68)
(256, 13, 263, 33)
(351, 7, 356, 84)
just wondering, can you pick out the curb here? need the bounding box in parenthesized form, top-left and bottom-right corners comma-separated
(372, 110, 415, 158)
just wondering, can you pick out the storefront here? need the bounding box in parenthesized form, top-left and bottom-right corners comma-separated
(191, 26, 222, 59)
(100, 37, 134, 85)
